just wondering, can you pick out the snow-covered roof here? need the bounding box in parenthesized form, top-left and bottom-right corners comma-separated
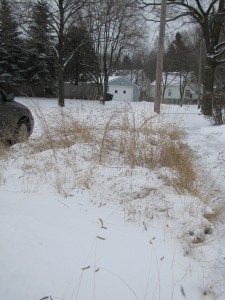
(108, 75, 139, 87)
(108, 76, 121, 82)
(151, 72, 192, 87)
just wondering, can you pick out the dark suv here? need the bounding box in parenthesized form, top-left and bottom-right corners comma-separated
(0, 90, 34, 144)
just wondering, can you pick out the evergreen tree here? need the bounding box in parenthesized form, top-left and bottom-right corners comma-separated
(164, 43, 177, 72)
(121, 55, 132, 70)
(0, 0, 25, 92)
(25, 0, 55, 96)
(164, 32, 193, 73)
(143, 50, 157, 83)
(64, 25, 96, 85)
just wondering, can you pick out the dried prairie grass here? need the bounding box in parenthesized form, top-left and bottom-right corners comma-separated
(99, 111, 197, 194)
(27, 102, 95, 153)
(0, 142, 8, 184)
(160, 140, 198, 193)
(1, 99, 223, 226)
(0, 141, 7, 158)
(16, 101, 98, 195)
(19, 102, 202, 201)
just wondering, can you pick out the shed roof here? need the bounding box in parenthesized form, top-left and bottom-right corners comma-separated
(108, 76, 139, 87)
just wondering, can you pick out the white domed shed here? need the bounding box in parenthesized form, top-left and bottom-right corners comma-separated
(108, 76, 139, 102)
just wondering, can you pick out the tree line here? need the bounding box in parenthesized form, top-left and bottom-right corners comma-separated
(0, 0, 146, 106)
(0, 0, 99, 103)
(140, 0, 225, 117)
(0, 0, 224, 115)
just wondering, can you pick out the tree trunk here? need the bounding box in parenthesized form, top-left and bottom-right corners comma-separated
(57, 0, 65, 107)
(201, 57, 217, 115)
(102, 75, 109, 105)
(58, 65, 65, 107)
(57, 39, 65, 107)
(204, 60, 216, 93)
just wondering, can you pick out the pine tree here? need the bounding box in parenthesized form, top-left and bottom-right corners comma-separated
(25, 0, 55, 96)
(164, 43, 177, 72)
(164, 32, 192, 73)
(64, 25, 96, 85)
(121, 55, 132, 70)
(0, 0, 25, 92)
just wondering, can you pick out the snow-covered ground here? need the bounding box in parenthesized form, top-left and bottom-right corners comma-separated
(0, 98, 224, 300)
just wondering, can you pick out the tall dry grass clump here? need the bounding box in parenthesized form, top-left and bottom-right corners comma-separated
(0, 141, 8, 184)
(28, 102, 95, 153)
(160, 140, 197, 193)
(0, 141, 7, 158)
(99, 111, 197, 194)
(19, 101, 98, 195)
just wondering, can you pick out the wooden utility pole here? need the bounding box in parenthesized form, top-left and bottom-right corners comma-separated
(154, 0, 167, 113)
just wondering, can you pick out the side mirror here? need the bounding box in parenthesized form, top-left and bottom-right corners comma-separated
(6, 93, 15, 102)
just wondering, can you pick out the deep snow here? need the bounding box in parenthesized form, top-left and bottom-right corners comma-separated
(0, 98, 224, 300)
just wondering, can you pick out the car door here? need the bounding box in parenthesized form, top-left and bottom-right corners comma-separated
(0, 97, 17, 139)
(0, 95, 8, 137)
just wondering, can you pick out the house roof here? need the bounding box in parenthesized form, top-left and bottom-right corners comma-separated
(151, 72, 194, 87)
(108, 76, 121, 82)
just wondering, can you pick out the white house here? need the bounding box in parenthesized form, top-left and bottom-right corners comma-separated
(108, 76, 139, 102)
(150, 73, 201, 103)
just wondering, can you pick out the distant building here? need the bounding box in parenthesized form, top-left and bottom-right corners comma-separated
(150, 73, 202, 104)
(108, 76, 139, 102)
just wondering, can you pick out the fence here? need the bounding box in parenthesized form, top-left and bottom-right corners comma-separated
(0, 82, 100, 100)
(148, 97, 198, 105)
(64, 83, 99, 100)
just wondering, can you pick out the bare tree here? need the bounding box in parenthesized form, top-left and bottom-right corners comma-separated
(47, 0, 88, 106)
(86, 0, 147, 104)
(139, 0, 225, 114)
